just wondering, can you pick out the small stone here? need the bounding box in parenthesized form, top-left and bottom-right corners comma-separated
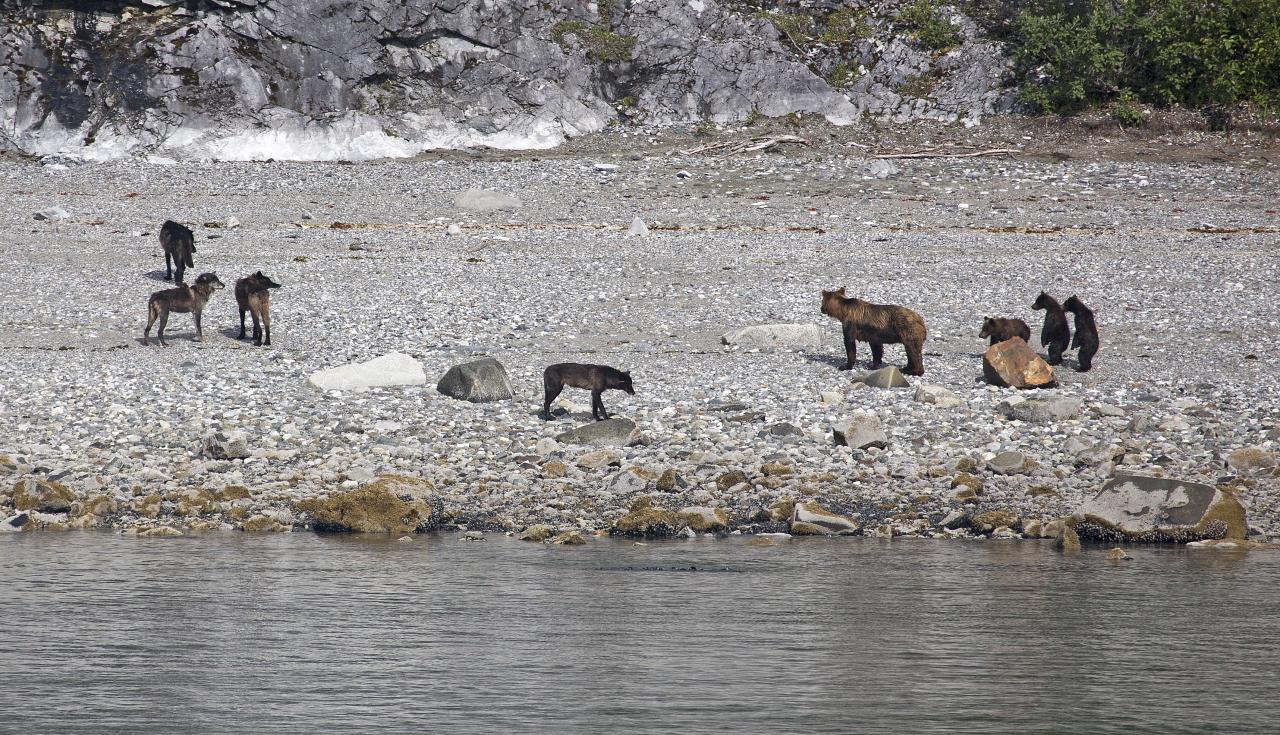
(593, 162, 620, 172)
(832, 413, 889, 450)
(914, 384, 962, 408)
(859, 367, 909, 389)
(138, 526, 184, 538)
(225, 216, 241, 229)
(1106, 547, 1131, 560)
(542, 460, 569, 479)
(999, 396, 1081, 423)
(988, 451, 1029, 475)
(460, 530, 486, 541)
(446, 223, 463, 236)
(627, 217, 649, 237)
(34, 206, 70, 221)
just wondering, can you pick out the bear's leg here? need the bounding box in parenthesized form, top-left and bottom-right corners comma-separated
(839, 322, 858, 370)
(1048, 339, 1064, 365)
(904, 341, 926, 376)
(1077, 344, 1095, 372)
(869, 342, 884, 369)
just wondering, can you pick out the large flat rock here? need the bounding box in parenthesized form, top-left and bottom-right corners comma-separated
(1077, 474, 1248, 542)
(308, 353, 426, 391)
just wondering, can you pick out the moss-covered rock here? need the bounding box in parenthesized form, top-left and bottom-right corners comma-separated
(297, 475, 434, 534)
(656, 468, 684, 492)
(716, 470, 751, 492)
(679, 506, 729, 533)
(138, 525, 184, 538)
(542, 461, 569, 479)
(241, 515, 291, 532)
(134, 494, 163, 518)
(519, 524, 555, 542)
(951, 473, 983, 494)
(1054, 523, 1081, 553)
(760, 462, 793, 477)
(216, 485, 253, 501)
(971, 510, 1020, 533)
(611, 496, 685, 538)
(12, 478, 75, 513)
(551, 530, 587, 545)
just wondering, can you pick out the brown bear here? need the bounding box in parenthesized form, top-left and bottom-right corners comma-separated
(1062, 295, 1099, 372)
(1031, 291, 1071, 365)
(979, 316, 1032, 346)
(820, 287, 927, 376)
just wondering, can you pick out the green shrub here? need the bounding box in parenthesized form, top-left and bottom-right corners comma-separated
(1011, 0, 1280, 114)
(1111, 89, 1147, 127)
(900, 0, 964, 51)
(829, 62, 858, 87)
(900, 73, 939, 98)
(759, 11, 816, 51)
(821, 8, 871, 46)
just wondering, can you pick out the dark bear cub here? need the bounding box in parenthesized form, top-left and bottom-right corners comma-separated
(820, 287, 928, 376)
(1063, 295, 1099, 372)
(1031, 291, 1071, 365)
(979, 317, 1031, 346)
(543, 363, 634, 421)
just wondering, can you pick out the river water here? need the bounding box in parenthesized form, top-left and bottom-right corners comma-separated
(2, 533, 1277, 734)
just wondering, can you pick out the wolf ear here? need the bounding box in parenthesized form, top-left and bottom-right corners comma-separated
(623, 371, 631, 377)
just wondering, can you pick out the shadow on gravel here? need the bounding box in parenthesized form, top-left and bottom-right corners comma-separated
(143, 269, 173, 283)
(800, 352, 845, 368)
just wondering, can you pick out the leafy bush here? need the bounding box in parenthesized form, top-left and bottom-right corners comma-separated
(821, 8, 871, 46)
(900, 73, 939, 98)
(1010, 0, 1280, 114)
(900, 0, 964, 51)
(1111, 89, 1147, 127)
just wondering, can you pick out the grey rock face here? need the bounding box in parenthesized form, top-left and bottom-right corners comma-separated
(0, 1, 1012, 160)
(436, 357, 514, 403)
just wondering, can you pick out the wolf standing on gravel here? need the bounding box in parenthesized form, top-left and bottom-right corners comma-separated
(143, 272, 225, 346)
(235, 271, 282, 347)
(159, 220, 197, 284)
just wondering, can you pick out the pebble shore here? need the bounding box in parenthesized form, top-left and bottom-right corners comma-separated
(2, 125, 1278, 539)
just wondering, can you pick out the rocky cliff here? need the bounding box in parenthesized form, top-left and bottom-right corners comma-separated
(0, 0, 1014, 161)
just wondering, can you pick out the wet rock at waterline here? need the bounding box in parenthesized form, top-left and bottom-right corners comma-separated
(436, 358, 514, 403)
(296, 475, 434, 534)
(1076, 475, 1249, 543)
(789, 502, 859, 536)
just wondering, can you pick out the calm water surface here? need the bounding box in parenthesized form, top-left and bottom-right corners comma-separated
(2, 533, 1278, 734)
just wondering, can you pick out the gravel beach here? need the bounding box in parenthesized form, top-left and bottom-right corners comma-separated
(2, 121, 1278, 538)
